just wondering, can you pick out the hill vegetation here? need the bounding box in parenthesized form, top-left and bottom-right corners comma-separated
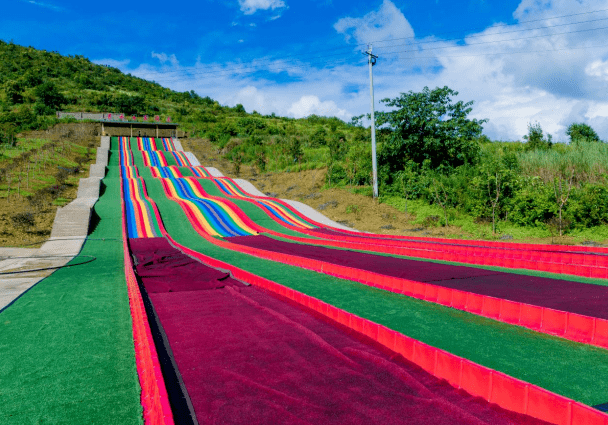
(1, 39, 608, 243)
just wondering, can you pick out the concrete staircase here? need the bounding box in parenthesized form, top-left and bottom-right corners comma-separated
(0, 136, 110, 311)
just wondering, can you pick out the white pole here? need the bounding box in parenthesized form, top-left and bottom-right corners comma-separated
(367, 45, 379, 199)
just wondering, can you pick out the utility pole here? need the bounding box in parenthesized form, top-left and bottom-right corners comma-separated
(365, 45, 379, 199)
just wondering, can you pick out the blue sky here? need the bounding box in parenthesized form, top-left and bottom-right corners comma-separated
(4, 0, 608, 141)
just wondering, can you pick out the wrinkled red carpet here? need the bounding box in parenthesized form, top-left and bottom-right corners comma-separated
(130, 237, 549, 424)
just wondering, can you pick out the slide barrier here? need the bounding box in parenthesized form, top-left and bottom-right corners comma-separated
(148, 178, 608, 351)
(120, 167, 174, 425)
(214, 175, 608, 278)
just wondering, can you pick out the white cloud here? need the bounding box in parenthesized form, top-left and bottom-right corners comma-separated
(586, 59, 608, 80)
(98, 0, 608, 143)
(21, 0, 63, 11)
(288, 95, 348, 119)
(334, 0, 414, 45)
(151, 52, 179, 67)
(229, 86, 269, 113)
(238, 0, 286, 15)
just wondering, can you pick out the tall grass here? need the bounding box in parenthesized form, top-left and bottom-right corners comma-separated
(517, 143, 608, 185)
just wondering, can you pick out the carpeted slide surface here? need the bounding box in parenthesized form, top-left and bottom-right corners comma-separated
(130, 237, 242, 292)
(131, 237, 549, 425)
(228, 234, 608, 319)
(0, 161, 142, 423)
(139, 173, 608, 407)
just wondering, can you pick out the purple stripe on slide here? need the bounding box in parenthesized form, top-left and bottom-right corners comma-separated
(228, 235, 608, 320)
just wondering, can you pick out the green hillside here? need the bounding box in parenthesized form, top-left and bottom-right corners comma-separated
(2, 39, 608, 243)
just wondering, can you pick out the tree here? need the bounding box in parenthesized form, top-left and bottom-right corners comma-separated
(487, 172, 502, 235)
(397, 160, 418, 214)
(552, 166, 575, 237)
(113, 93, 146, 115)
(432, 178, 450, 227)
(310, 127, 328, 147)
(523, 121, 552, 150)
(4, 80, 24, 104)
(34, 81, 65, 112)
(566, 123, 600, 145)
(376, 86, 487, 174)
(326, 131, 346, 186)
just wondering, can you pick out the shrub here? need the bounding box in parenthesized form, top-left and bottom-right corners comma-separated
(11, 212, 35, 229)
(55, 168, 69, 185)
(567, 184, 608, 228)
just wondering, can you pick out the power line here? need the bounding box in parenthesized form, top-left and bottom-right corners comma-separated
(124, 24, 608, 83)
(376, 24, 608, 56)
(151, 40, 608, 85)
(381, 42, 608, 61)
(373, 16, 608, 52)
(119, 9, 608, 80)
(368, 6, 608, 47)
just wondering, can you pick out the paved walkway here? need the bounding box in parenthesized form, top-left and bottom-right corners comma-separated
(0, 136, 109, 311)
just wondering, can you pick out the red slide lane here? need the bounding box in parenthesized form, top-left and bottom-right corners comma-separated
(131, 237, 551, 425)
(120, 174, 174, 424)
(130, 238, 556, 424)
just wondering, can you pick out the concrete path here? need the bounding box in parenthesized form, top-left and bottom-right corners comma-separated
(233, 179, 356, 231)
(171, 137, 184, 151)
(0, 136, 109, 311)
(204, 167, 225, 177)
(185, 152, 201, 166)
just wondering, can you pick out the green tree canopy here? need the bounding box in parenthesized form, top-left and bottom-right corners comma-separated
(34, 81, 65, 111)
(567, 122, 601, 144)
(376, 86, 487, 174)
(523, 121, 552, 150)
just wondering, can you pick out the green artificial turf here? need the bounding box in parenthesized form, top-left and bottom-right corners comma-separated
(176, 166, 194, 177)
(139, 168, 608, 407)
(0, 150, 142, 424)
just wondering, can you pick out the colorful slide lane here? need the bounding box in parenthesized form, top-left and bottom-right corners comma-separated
(121, 166, 162, 238)
(213, 176, 318, 230)
(160, 176, 257, 237)
(114, 137, 608, 422)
